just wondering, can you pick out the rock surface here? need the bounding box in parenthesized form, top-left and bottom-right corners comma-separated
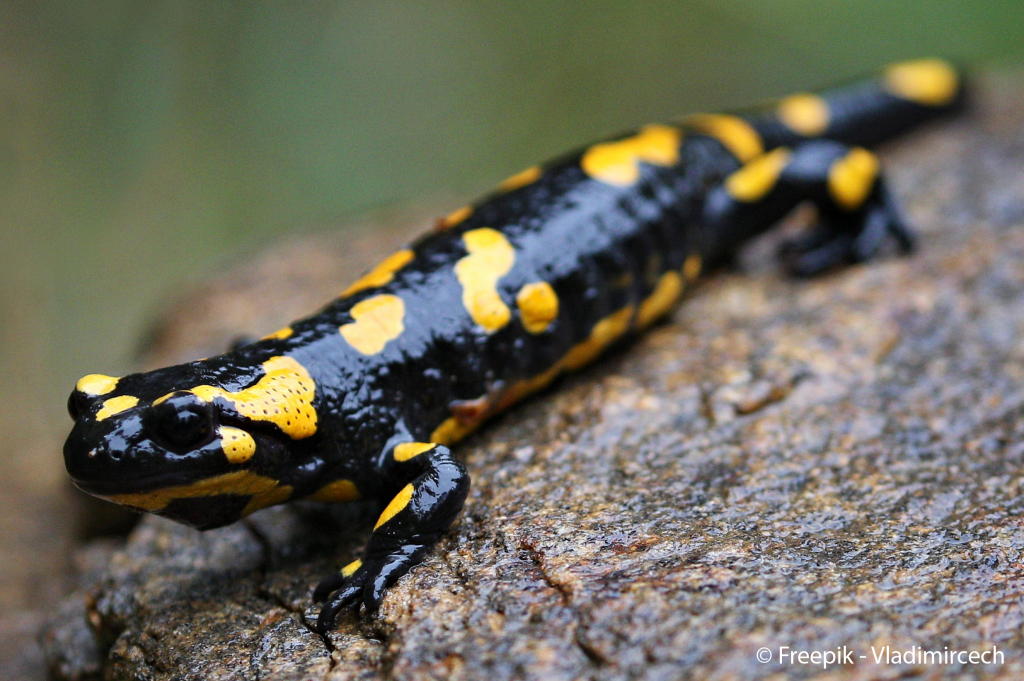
(42, 76, 1024, 680)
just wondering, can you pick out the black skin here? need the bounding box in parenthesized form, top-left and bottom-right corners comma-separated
(63, 62, 967, 632)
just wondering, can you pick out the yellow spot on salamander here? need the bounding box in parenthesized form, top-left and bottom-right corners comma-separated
(242, 484, 293, 516)
(497, 165, 542, 192)
(220, 426, 256, 464)
(307, 479, 360, 503)
(342, 249, 415, 297)
(394, 441, 436, 462)
(581, 125, 682, 186)
(562, 305, 634, 371)
(374, 483, 414, 530)
(491, 364, 562, 420)
(636, 271, 683, 329)
(440, 205, 473, 230)
(454, 228, 516, 333)
(516, 281, 559, 334)
(342, 559, 362, 577)
(777, 93, 830, 136)
(340, 294, 406, 355)
(262, 326, 293, 341)
(430, 305, 638, 448)
(96, 395, 139, 421)
(76, 374, 118, 396)
(106, 470, 292, 515)
(683, 254, 702, 282)
(725, 147, 792, 203)
(883, 58, 959, 107)
(828, 147, 879, 210)
(183, 356, 317, 440)
(430, 417, 478, 447)
(684, 114, 763, 163)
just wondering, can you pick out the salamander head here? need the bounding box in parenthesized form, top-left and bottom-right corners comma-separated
(63, 356, 316, 530)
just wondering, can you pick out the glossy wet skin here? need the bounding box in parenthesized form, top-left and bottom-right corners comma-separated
(63, 59, 967, 629)
(65, 144, 714, 529)
(64, 359, 301, 529)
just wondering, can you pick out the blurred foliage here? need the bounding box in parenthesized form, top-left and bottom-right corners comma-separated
(0, 1, 1021, 458)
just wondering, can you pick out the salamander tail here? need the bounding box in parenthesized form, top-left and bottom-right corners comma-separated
(745, 58, 968, 150)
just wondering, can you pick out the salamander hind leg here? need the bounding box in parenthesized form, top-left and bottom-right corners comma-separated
(703, 140, 914, 277)
(314, 442, 469, 632)
(777, 142, 915, 276)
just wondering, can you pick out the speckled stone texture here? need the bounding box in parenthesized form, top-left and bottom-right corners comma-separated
(41, 76, 1024, 680)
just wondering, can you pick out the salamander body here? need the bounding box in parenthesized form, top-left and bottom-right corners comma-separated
(63, 59, 966, 631)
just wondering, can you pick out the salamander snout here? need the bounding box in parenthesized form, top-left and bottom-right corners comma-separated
(63, 403, 151, 490)
(63, 384, 224, 494)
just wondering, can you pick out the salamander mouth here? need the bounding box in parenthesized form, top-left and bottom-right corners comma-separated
(69, 466, 226, 498)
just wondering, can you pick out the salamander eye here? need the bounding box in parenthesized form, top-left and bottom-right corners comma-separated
(149, 392, 216, 452)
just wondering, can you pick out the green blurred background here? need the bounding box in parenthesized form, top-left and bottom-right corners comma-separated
(1, 1, 1023, 505)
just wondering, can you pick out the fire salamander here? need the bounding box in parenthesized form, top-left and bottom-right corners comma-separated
(64, 59, 966, 632)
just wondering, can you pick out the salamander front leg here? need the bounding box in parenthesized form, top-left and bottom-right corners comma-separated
(314, 442, 469, 632)
(702, 140, 914, 277)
